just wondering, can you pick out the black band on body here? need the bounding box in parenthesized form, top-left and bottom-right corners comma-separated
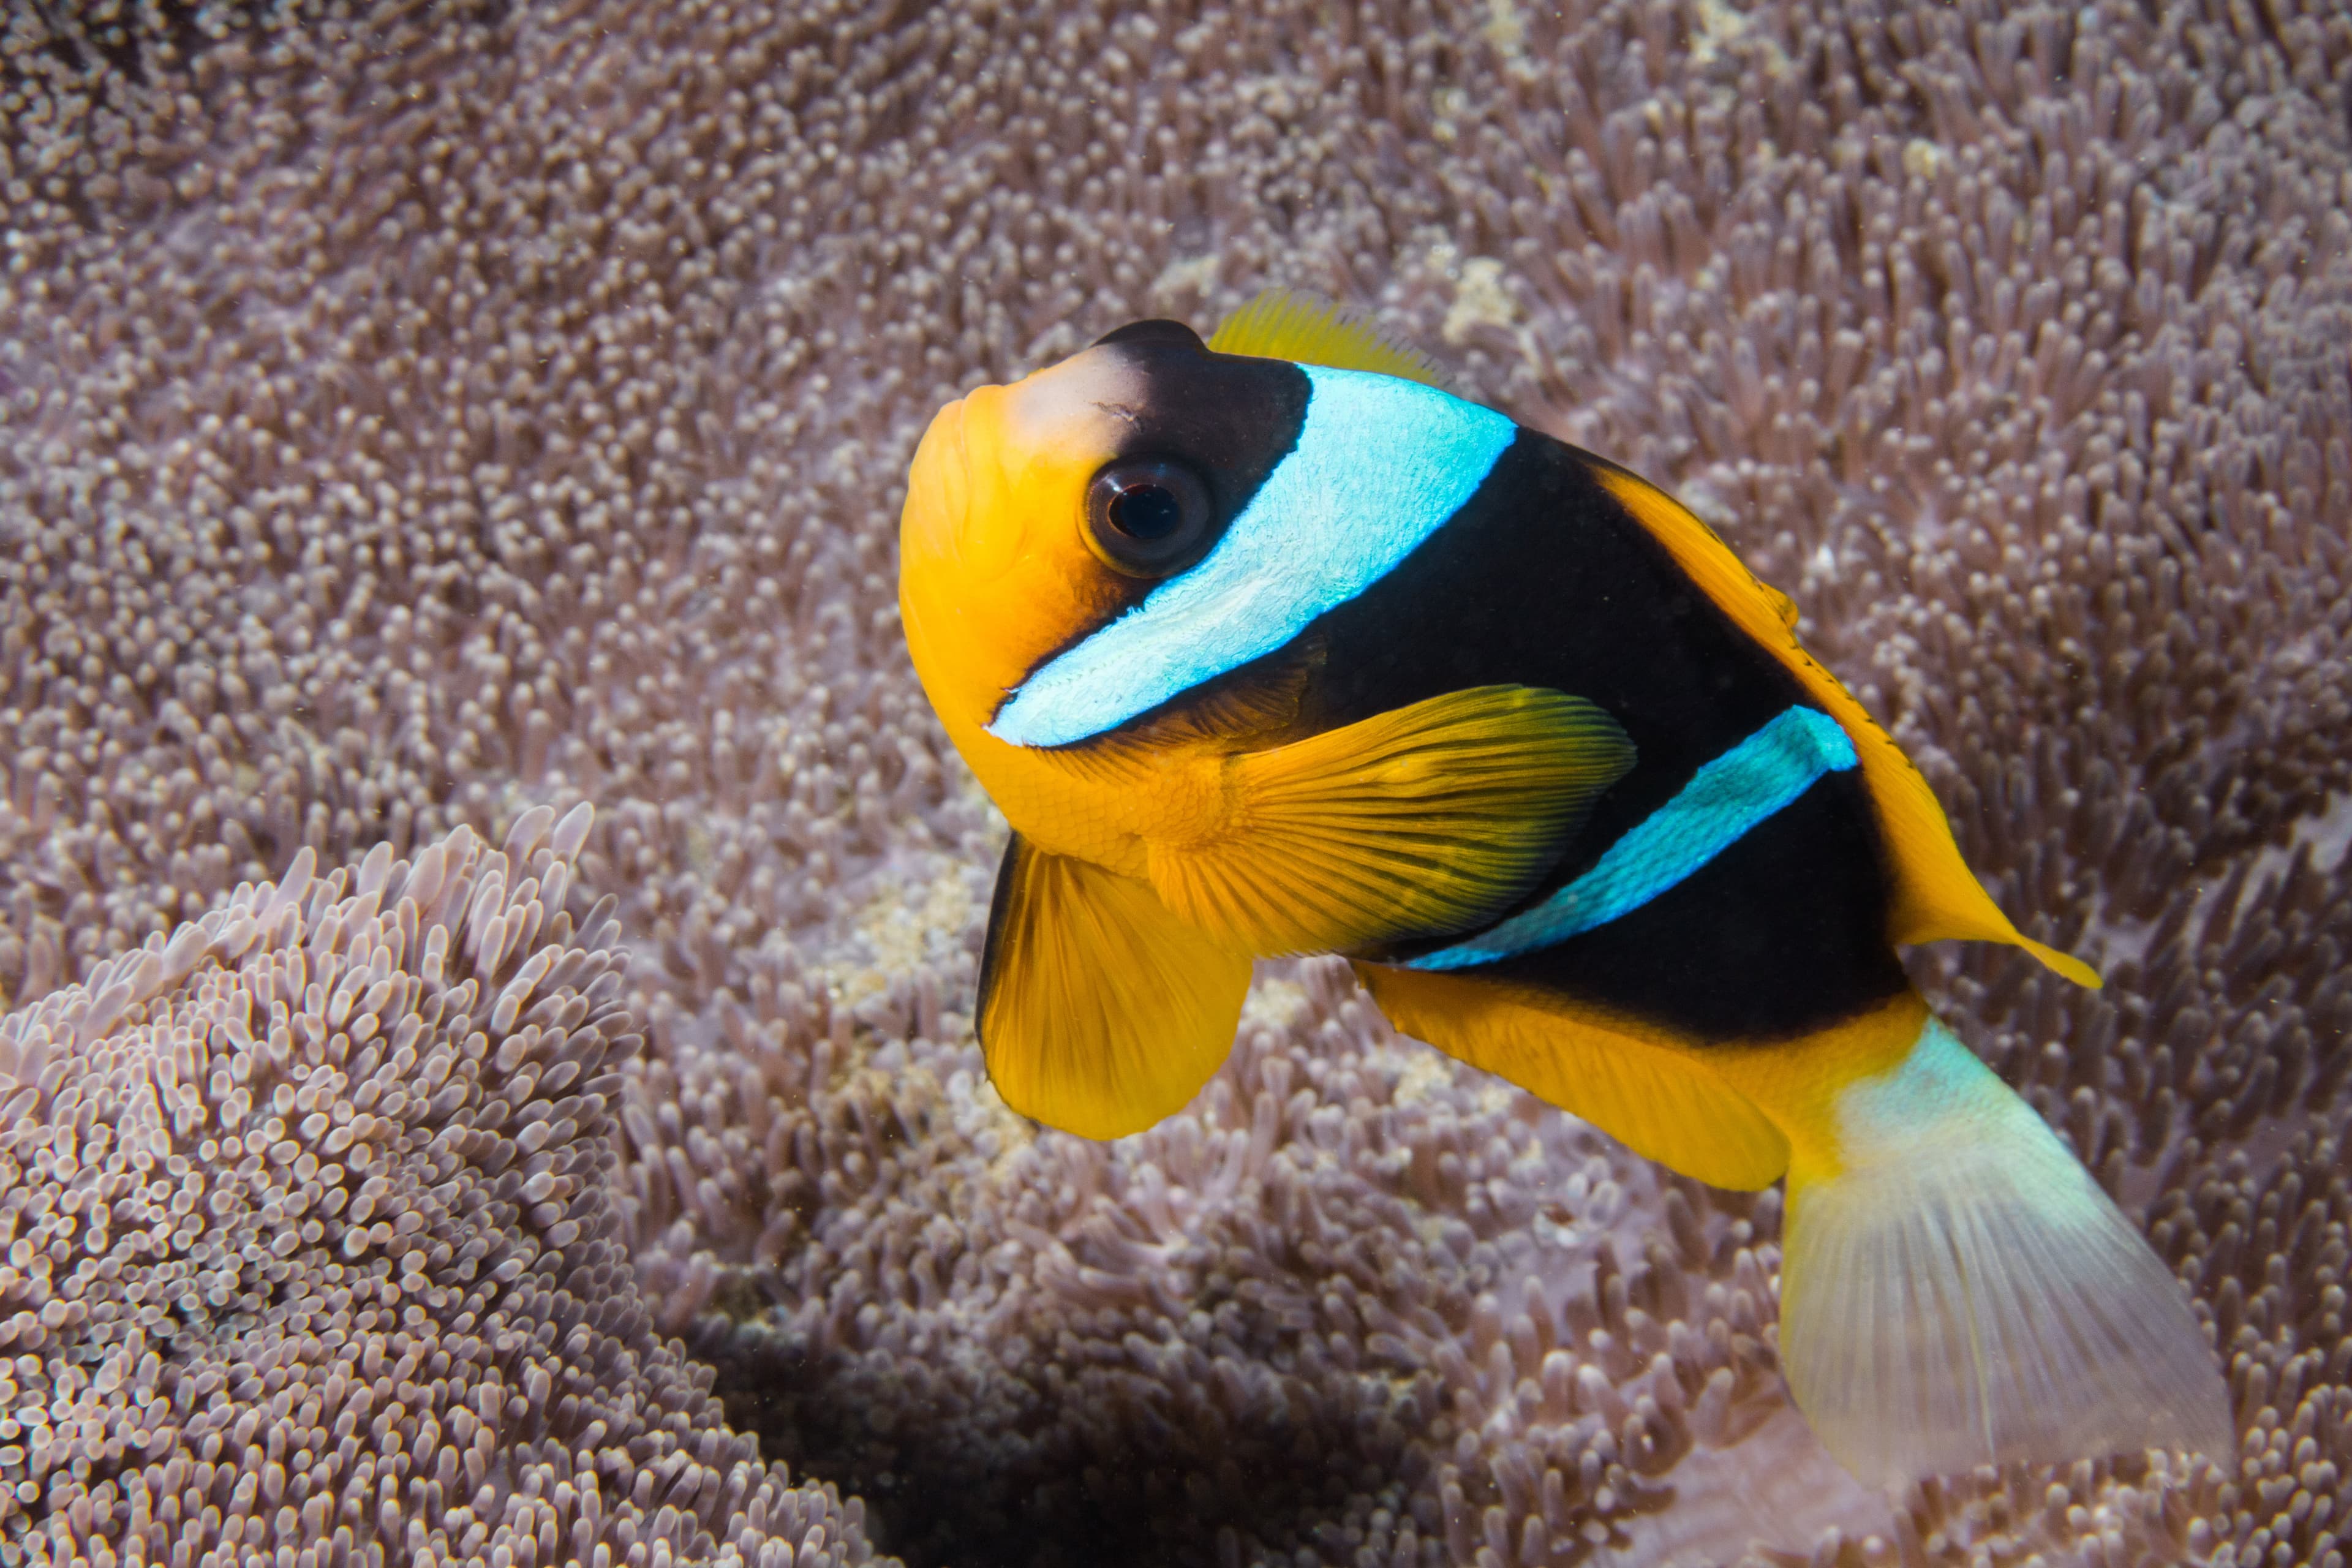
(1317, 432, 1907, 1042)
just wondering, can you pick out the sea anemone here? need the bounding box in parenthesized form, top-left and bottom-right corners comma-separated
(0, 810, 879, 1565)
(4, 0, 2348, 1564)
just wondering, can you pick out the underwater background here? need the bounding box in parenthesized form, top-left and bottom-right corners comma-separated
(2, 1, 2349, 1565)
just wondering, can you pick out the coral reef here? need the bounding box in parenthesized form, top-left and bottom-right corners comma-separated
(4, 0, 2351, 1565)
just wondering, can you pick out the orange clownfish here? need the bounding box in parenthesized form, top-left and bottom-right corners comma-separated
(896, 290, 2232, 1486)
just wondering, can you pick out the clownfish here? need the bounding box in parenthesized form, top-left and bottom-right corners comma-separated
(896, 290, 2233, 1485)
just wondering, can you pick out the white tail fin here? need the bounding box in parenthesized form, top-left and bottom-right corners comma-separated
(1778, 1017, 2237, 1487)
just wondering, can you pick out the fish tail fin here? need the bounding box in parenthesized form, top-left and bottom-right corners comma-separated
(1762, 1003, 2236, 1486)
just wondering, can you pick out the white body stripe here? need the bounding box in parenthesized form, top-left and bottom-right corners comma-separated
(987, 366, 1517, 748)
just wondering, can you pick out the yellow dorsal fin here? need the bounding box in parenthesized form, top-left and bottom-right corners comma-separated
(1206, 287, 1450, 387)
(1144, 685, 1634, 957)
(1585, 459, 2100, 990)
(1354, 963, 1792, 1191)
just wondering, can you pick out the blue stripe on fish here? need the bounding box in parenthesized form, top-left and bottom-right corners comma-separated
(987, 365, 1518, 748)
(1406, 705, 1860, 971)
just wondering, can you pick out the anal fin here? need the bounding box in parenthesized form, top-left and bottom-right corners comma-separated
(979, 832, 1253, 1139)
(1352, 963, 1790, 1191)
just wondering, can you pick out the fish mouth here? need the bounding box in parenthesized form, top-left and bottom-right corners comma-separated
(903, 350, 1140, 590)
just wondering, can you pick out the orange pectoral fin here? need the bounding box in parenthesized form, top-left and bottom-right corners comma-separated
(978, 832, 1253, 1139)
(1145, 685, 1635, 957)
(1354, 963, 1792, 1192)
(1587, 462, 2100, 990)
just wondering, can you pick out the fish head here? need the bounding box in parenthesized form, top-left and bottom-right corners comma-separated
(897, 320, 1310, 740)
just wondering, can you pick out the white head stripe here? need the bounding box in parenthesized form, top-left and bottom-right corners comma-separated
(987, 366, 1517, 748)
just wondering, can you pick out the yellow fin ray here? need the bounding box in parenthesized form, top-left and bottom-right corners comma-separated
(1353, 964, 1790, 1191)
(978, 834, 1251, 1139)
(1145, 685, 1634, 957)
(1207, 287, 1450, 386)
(1586, 462, 2100, 990)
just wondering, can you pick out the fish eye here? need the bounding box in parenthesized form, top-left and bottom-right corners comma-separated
(1084, 458, 1215, 577)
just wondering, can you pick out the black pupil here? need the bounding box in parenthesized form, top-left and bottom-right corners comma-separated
(1107, 483, 1184, 540)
